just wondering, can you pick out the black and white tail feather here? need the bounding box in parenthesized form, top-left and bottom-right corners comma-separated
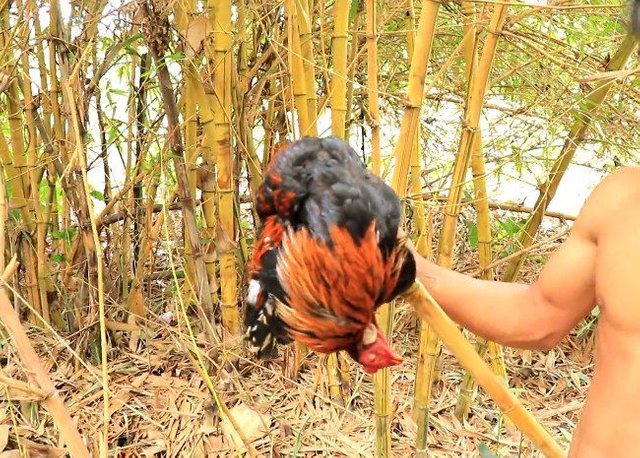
(245, 227, 294, 359)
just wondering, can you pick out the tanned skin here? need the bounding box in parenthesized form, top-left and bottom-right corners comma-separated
(407, 167, 640, 457)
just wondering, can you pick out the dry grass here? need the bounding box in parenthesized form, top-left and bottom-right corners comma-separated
(0, 219, 596, 457)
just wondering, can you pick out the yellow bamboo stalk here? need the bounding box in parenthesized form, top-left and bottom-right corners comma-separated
(0, 259, 90, 457)
(331, 0, 350, 138)
(384, 3, 440, 453)
(501, 34, 638, 283)
(343, 23, 361, 143)
(210, 0, 241, 336)
(373, 300, 394, 457)
(390, 0, 440, 194)
(61, 69, 110, 456)
(143, 3, 216, 343)
(285, 0, 312, 135)
(454, 2, 508, 421)
(176, 14, 222, 311)
(366, 0, 381, 176)
(402, 0, 439, 439)
(0, 7, 33, 232)
(296, 0, 319, 135)
(237, 0, 263, 207)
(48, 0, 69, 261)
(381, 0, 440, 448)
(438, 6, 507, 268)
(177, 0, 201, 307)
(454, 131, 511, 421)
(17, 0, 49, 324)
(322, 0, 355, 404)
(33, 12, 51, 133)
(402, 281, 565, 458)
(414, 9, 509, 446)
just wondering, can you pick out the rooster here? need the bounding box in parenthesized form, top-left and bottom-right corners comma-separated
(244, 136, 416, 374)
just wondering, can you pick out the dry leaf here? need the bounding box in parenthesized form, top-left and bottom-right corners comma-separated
(215, 219, 239, 255)
(220, 402, 271, 450)
(184, 15, 211, 56)
(0, 425, 8, 452)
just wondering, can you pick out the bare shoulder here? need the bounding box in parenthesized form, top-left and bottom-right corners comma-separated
(573, 167, 640, 240)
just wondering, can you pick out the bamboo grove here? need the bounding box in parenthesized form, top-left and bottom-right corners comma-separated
(0, 0, 639, 455)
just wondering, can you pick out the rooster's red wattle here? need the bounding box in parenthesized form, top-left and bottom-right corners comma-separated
(244, 136, 415, 374)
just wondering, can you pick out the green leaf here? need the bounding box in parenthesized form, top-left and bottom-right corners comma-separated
(466, 222, 479, 248)
(51, 254, 66, 264)
(349, 0, 361, 23)
(90, 190, 105, 201)
(52, 227, 77, 243)
(165, 51, 186, 62)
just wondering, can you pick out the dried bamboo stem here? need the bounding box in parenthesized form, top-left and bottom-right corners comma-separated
(61, 70, 110, 457)
(0, 258, 90, 457)
(402, 280, 565, 458)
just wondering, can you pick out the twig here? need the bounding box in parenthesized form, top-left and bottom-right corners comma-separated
(464, 228, 571, 277)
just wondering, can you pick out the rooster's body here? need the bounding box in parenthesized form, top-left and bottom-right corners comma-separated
(244, 136, 415, 374)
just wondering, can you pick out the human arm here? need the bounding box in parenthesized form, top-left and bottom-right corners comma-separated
(412, 230, 596, 350)
(404, 169, 630, 350)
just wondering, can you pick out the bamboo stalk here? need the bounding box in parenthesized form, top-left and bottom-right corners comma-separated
(366, 0, 381, 176)
(48, 0, 70, 263)
(61, 70, 110, 457)
(177, 0, 202, 310)
(285, 0, 312, 136)
(210, 0, 240, 336)
(145, 5, 216, 337)
(454, 131, 512, 422)
(0, 9, 33, 233)
(501, 34, 638, 283)
(296, 0, 319, 135)
(404, 0, 439, 438)
(414, 9, 509, 443)
(343, 21, 361, 143)
(454, 1, 508, 422)
(0, 159, 5, 272)
(17, 0, 50, 324)
(369, 4, 391, 445)
(402, 281, 565, 458)
(390, 0, 440, 194)
(331, 0, 350, 139)
(0, 258, 90, 457)
(385, 3, 441, 453)
(373, 300, 394, 457)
